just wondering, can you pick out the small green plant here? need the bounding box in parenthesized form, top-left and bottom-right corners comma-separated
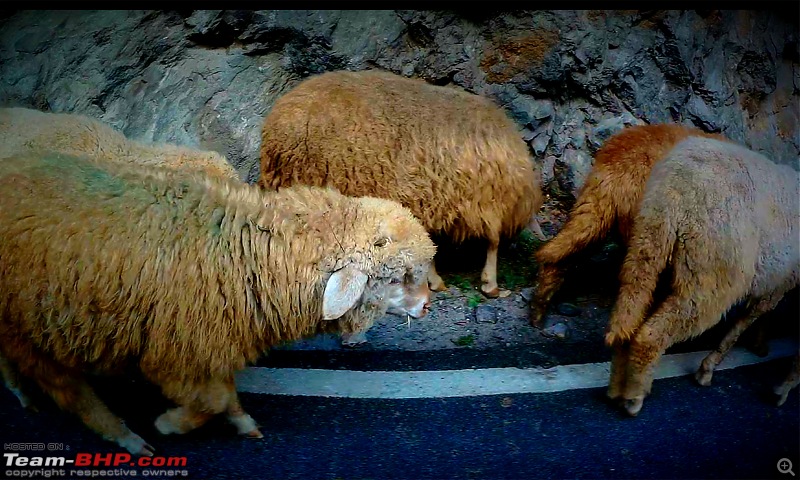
(516, 228, 539, 253)
(452, 334, 475, 347)
(467, 293, 484, 308)
(497, 263, 527, 290)
(493, 228, 541, 290)
(449, 274, 472, 291)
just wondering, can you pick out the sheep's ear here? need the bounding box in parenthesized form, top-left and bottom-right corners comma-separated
(322, 265, 368, 320)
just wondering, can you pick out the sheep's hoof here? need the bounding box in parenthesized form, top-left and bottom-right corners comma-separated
(623, 397, 644, 417)
(608, 397, 626, 410)
(694, 368, 713, 387)
(481, 284, 500, 298)
(19, 396, 39, 413)
(154, 413, 184, 435)
(119, 432, 155, 457)
(606, 387, 623, 403)
(528, 307, 545, 329)
(8, 388, 37, 412)
(774, 384, 792, 407)
(243, 428, 264, 439)
(341, 331, 368, 348)
(229, 412, 263, 438)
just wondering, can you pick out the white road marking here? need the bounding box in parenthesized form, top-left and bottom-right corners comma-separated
(235, 338, 798, 399)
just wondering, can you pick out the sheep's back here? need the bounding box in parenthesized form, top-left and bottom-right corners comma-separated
(593, 124, 724, 172)
(0, 152, 168, 371)
(0, 107, 238, 180)
(742, 153, 800, 296)
(645, 138, 798, 302)
(0, 107, 127, 160)
(0, 152, 261, 377)
(0, 154, 435, 382)
(260, 70, 540, 241)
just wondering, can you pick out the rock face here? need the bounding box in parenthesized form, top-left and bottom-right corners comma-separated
(1, 9, 797, 223)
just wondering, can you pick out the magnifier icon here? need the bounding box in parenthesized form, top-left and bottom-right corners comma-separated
(778, 458, 795, 476)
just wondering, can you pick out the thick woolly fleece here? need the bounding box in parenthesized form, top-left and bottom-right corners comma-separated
(605, 136, 799, 414)
(0, 151, 434, 451)
(0, 107, 239, 180)
(259, 69, 541, 247)
(529, 124, 724, 327)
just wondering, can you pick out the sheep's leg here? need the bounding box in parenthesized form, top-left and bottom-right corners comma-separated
(774, 353, 800, 407)
(0, 353, 36, 411)
(226, 388, 263, 438)
(480, 236, 500, 298)
(695, 305, 771, 387)
(33, 367, 154, 456)
(427, 261, 447, 292)
(341, 329, 369, 348)
(154, 406, 215, 436)
(622, 296, 688, 417)
(156, 377, 262, 439)
(607, 342, 630, 404)
(155, 379, 227, 435)
(528, 263, 566, 328)
(745, 320, 770, 358)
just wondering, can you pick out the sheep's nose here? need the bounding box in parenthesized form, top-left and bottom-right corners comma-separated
(421, 299, 432, 315)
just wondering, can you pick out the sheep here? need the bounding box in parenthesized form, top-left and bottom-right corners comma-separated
(529, 123, 724, 328)
(0, 107, 240, 180)
(258, 69, 542, 298)
(0, 150, 436, 455)
(603, 136, 799, 416)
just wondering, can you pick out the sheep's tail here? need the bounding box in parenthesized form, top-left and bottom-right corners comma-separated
(534, 171, 617, 265)
(604, 206, 677, 346)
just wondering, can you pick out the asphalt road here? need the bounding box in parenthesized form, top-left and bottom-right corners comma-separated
(1, 355, 797, 480)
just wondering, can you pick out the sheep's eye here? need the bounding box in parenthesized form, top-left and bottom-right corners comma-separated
(389, 278, 402, 284)
(374, 237, 389, 247)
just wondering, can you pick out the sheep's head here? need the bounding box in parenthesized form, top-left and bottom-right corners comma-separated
(320, 195, 436, 322)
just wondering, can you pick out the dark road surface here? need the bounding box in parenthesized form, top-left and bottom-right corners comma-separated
(1, 356, 797, 480)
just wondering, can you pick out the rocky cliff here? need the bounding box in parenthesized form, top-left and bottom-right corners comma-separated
(1, 9, 797, 233)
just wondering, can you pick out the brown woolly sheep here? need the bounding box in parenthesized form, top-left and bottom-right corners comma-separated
(604, 136, 799, 416)
(258, 69, 542, 298)
(0, 151, 436, 455)
(529, 124, 724, 327)
(0, 107, 240, 180)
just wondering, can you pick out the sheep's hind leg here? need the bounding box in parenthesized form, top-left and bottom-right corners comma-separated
(480, 236, 501, 298)
(774, 353, 800, 407)
(529, 263, 567, 328)
(622, 296, 690, 417)
(607, 342, 630, 405)
(695, 297, 779, 387)
(746, 321, 770, 357)
(226, 387, 263, 438)
(32, 365, 154, 456)
(0, 353, 37, 411)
